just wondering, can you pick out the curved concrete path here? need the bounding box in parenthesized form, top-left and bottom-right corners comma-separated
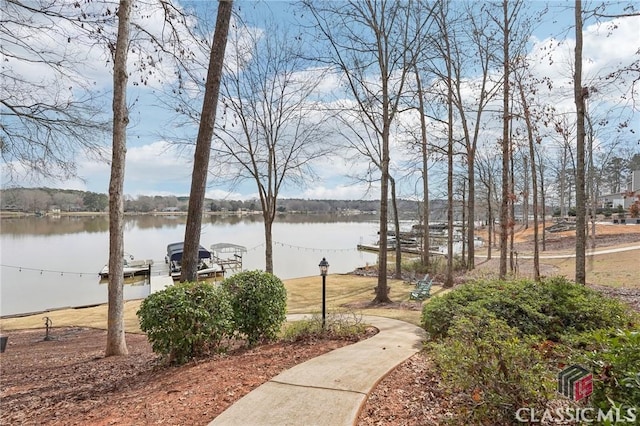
(520, 244, 640, 259)
(209, 315, 426, 426)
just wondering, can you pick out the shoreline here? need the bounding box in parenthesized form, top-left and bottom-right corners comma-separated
(0, 210, 378, 219)
(0, 272, 343, 321)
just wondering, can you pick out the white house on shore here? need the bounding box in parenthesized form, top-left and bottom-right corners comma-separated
(600, 169, 640, 209)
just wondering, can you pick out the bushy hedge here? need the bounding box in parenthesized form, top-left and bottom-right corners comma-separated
(429, 312, 555, 424)
(422, 277, 638, 424)
(137, 281, 234, 364)
(137, 271, 288, 363)
(421, 277, 632, 340)
(221, 270, 287, 346)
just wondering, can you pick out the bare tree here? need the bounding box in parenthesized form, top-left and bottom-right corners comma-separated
(450, 2, 503, 271)
(538, 147, 548, 251)
(433, 0, 456, 288)
(574, 0, 587, 284)
(304, 0, 430, 302)
(489, 0, 528, 279)
(212, 18, 329, 274)
(106, 0, 132, 357)
(414, 67, 431, 268)
(181, 0, 233, 282)
(515, 74, 541, 281)
(476, 151, 501, 259)
(1, 0, 110, 182)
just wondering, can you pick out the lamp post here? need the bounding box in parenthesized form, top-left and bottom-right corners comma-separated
(318, 257, 329, 329)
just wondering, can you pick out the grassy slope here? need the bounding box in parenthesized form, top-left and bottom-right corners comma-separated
(0, 275, 432, 333)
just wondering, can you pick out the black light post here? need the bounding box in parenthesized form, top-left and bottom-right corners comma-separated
(318, 257, 329, 329)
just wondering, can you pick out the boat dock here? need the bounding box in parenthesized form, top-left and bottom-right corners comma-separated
(210, 243, 246, 274)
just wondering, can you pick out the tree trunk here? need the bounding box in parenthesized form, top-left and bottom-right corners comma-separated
(467, 154, 475, 270)
(574, 0, 587, 285)
(374, 126, 391, 303)
(540, 157, 547, 251)
(587, 115, 597, 251)
(487, 175, 493, 260)
(106, 0, 131, 357)
(415, 69, 430, 268)
(559, 142, 569, 219)
(499, 0, 510, 279)
(264, 211, 274, 273)
(519, 83, 540, 281)
(181, 0, 233, 282)
(509, 132, 516, 273)
(461, 180, 467, 268)
(523, 155, 529, 229)
(439, 3, 454, 288)
(391, 176, 402, 280)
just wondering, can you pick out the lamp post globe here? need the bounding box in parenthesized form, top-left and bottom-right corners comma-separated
(318, 258, 329, 328)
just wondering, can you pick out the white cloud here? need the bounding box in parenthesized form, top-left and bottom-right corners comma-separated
(297, 183, 378, 201)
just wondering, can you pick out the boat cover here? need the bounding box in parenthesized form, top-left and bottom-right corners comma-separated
(166, 242, 211, 262)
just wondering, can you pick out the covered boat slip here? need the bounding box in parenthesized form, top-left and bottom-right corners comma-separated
(166, 242, 212, 263)
(210, 243, 246, 274)
(165, 242, 224, 280)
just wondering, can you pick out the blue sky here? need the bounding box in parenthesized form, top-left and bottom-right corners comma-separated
(3, 0, 639, 200)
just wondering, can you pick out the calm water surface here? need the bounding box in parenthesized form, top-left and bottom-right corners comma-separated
(0, 214, 379, 316)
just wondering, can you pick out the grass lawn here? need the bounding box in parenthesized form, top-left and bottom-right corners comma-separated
(544, 249, 640, 289)
(0, 274, 436, 333)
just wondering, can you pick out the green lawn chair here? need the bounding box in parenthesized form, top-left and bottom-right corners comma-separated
(415, 274, 430, 288)
(410, 277, 432, 300)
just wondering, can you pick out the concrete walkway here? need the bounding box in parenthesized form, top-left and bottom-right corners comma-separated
(519, 244, 640, 259)
(209, 315, 426, 426)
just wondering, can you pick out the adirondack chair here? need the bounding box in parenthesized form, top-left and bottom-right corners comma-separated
(415, 274, 430, 288)
(410, 276, 433, 300)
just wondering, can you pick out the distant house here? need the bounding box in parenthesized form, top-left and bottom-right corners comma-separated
(599, 169, 640, 209)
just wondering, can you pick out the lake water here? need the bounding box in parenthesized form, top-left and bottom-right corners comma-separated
(0, 214, 379, 317)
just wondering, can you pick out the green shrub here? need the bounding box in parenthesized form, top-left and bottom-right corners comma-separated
(541, 277, 631, 334)
(421, 277, 633, 340)
(421, 279, 548, 339)
(222, 270, 287, 346)
(137, 281, 234, 364)
(582, 329, 640, 411)
(429, 313, 555, 424)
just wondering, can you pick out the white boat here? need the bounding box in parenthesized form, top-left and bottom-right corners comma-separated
(99, 257, 154, 279)
(165, 242, 224, 280)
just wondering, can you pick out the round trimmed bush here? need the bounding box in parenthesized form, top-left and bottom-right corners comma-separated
(221, 270, 287, 346)
(137, 281, 234, 364)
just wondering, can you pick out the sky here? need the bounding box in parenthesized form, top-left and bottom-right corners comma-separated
(2, 0, 639, 201)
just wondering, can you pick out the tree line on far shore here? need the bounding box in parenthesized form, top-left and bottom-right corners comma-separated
(0, 187, 432, 217)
